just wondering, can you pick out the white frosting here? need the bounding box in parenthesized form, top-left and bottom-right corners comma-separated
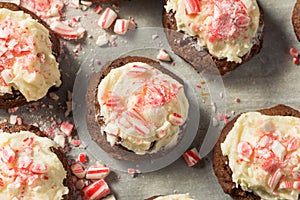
(0, 8, 61, 101)
(97, 62, 189, 154)
(165, 0, 260, 63)
(153, 193, 195, 200)
(221, 112, 300, 200)
(0, 131, 68, 200)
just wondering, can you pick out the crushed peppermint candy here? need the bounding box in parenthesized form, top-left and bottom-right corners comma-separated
(182, 147, 201, 167)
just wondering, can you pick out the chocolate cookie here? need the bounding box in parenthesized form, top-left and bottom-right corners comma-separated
(86, 56, 187, 161)
(0, 122, 73, 200)
(0, 2, 60, 109)
(292, 0, 300, 41)
(162, 0, 264, 75)
(212, 104, 300, 200)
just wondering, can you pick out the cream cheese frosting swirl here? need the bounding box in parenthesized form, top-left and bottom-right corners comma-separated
(165, 0, 260, 63)
(221, 112, 300, 200)
(0, 131, 68, 200)
(97, 62, 189, 155)
(0, 8, 61, 101)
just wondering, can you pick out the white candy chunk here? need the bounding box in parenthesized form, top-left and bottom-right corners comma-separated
(271, 140, 286, 161)
(261, 120, 275, 133)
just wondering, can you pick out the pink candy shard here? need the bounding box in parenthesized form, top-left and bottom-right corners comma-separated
(279, 180, 292, 190)
(60, 121, 74, 136)
(290, 47, 299, 58)
(31, 163, 48, 174)
(183, 0, 200, 15)
(86, 166, 110, 180)
(168, 113, 184, 125)
(83, 179, 110, 200)
(71, 163, 86, 179)
(156, 49, 172, 62)
(1, 145, 16, 163)
(78, 153, 87, 163)
(127, 65, 148, 76)
(268, 168, 283, 191)
(182, 147, 201, 167)
(50, 21, 85, 40)
(237, 141, 253, 160)
(114, 19, 129, 35)
(98, 8, 117, 29)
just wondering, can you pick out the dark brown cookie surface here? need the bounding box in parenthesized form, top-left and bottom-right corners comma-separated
(0, 2, 60, 109)
(292, 0, 300, 41)
(162, 1, 264, 75)
(86, 56, 185, 161)
(0, 123, 73, 200)
(212, 104, 300, 200)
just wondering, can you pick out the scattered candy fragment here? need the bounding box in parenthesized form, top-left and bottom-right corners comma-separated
(83, 179, 110, 200)
(60, 121, 74, 136)
(290, 47, 299, 58)
(98, 8, 117, 29)
(54, 134, 66, 148)
(86, 166, 110, 180)
(114, 19, 129, 35)
(94, 5, 103, 14)
(237, 141, 253, 160)
(182, 147, 201, 167)
(71, 163, 86, 179)
(156, 49, 172, 62)
(183, 0, 200, 15)
(1, 145, 16, 163)
(268, 168, 283, 191)
(235, 97, 241, 103)
(168, 113, 184, 125)
(96, 33, 109, 47)
(50, 21, 85, 40)
(78, 153, 87, 163)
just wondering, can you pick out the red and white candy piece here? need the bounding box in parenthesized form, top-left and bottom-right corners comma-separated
(278, 180, 293, 190)
(156, 49, 172, 62)
(60, 121, 74, 136)
(98, 8, 117, 29)
(83, 179, 110, 200)
(27, 174, 39, 186)
(290, 47, 299, 58)
(94, 5, 103, 14)
(31, 163, 48, 174)
(105, 95, 121, 107)
(71, 163, 86, 179)
(1, 69, 12, 86)
(183, 0, 200, 15)
(50, 21, 85, 40)
(78, 153, 88, 163)
(237, 141, 253, 160)
(235, 14, 250, 28)
(114, 19, 129, 35)
(168, 113, 184, 125)
(292, 165, 300, 179)
(271, 140, 286, 161)
(86, 166, 110, 180)
(127, 65, 148, 76)
(268, 168, 283, 191)
(293, 181, 300, 190)
(156, 121, 171, 138)
(124, 109, 150, 135)
(287, 137, 298, 152)
(1, 145, 16, 163)
(182, 147, 201, 167)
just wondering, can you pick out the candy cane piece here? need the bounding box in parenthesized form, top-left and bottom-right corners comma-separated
(156, 121, 171, 138)
(279, 180, 292, 190)
(183, 0, 200, 15)
(71, 163, 86, 179)
(31, 163, 48, 174)
(127, 65, 148, 76)
(271, 140, 286, 161)
(105, 95, 120, 107)
(1, 69, 12, 86)
(1, 145, 16, 163)
(94, 5, 103, 14)
(60, 121, 74, 136)
(86, 166, 110, 180)
(287, 137, 298, 152)
(83, 179, 110, 200)
(98, 8, 117, 29)
(268, 168, 283, 191)
(293, 181, 300, 190)
(78, 153, 88, 163)
(168, 113, 184, 125)
(156, 49, 172, 62)
(182, 147, 201, 167)
(50, 21, 85, 40)
(237, 141, 253, 160)
(124, 109, 149, 135)
(114, 19, 129, 35)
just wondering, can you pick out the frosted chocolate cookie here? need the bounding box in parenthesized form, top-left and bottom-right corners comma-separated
(213, 104, 300, 199)
(163, 0, 264, 75)
(86, 56, 189, 161)
(0, 3, 61, 108)
(0, 122, 73, 200)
